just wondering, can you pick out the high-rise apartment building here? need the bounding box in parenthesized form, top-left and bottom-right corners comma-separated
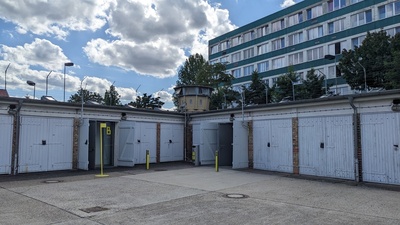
(208, 0, 400, 94)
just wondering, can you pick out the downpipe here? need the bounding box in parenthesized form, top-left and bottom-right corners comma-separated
(348, 96, 359, 182)
(8, 100, 23, 175)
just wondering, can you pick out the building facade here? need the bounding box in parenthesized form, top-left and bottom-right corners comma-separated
(208, 0, 400, 94)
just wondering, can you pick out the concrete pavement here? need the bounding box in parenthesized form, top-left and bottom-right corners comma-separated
(1, 164, 400, 224)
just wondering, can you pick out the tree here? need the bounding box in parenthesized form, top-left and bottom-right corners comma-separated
(175, 53, 236, 109)
(384, 33, 400, 89)
(244, 71, 267, 105)
(297, 68, 326, 99)
(338, 31, 392, 91)
(270, 67, 299, 102)
(128, 93, 164, 109)
(68, 89, 103, 103)
(104, 85, 121, 106)
(176, 53, 209, 86)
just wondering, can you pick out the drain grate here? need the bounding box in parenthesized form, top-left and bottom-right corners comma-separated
(43, 180, 62, 184)
(223, 193, 249, 199)
(80, 206, 109, 213)
(154, 169, 168, 171)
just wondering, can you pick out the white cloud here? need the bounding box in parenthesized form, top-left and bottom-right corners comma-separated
(0, 0, 113, 39)
(0, 38, 69, 71)
(84, 0, 236, 78)
(280, 0, 296, 8)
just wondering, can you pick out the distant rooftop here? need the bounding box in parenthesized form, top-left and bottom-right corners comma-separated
(0, 89, 9, 97)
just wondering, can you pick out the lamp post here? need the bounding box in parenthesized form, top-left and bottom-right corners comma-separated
(4, 63, 10, 90)
(27, 80, 36, 99)
(45, 70, 53, 96)
(357, 59, 367, 92)
(316, 69, 328, 95)
(63, 62, 74, 102)
(284, 75, 296, 101)
(80, 76, 87, 122)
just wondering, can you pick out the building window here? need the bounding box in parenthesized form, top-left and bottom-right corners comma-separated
(288, 12, 303, 27)
(386, 26, 400, 36)
(307, 47, 324, 61)
(231, 52, 241, 63)
(257, 25, 269, 38)
(328, 0, 346, 12)
(210, 59, 218, 65)
(220, 40, 230, 51)
(328, 41, 346, 55)
(231, 35, 242, 47)
(257, 61, 269, 73)
(232, 69, 241, 78)
(350, 0, 363, 4)
(272, 38, 285, 51)
(272, 77, 278, 85)
(272, 19, 285, 32)
(243, 65, 254, 76)
(307, 26, 323, 40)
(351, 35, 366, 49)
(306, 5, 323, 20)
(189, 99, 193, 105)
(243, 31, 255, 42)
(243, 48, 254, 60)
(257, 43, 269, 55)
(350, 10, 372, 28)
(210, 45, 218, 54)
(288, 31, 303, 46)
(328, 18, 345, 34)
(199, 99, 202, 106)
(378, 2, 400, 20)
(288, 52, 303, 65)
(272, 57, 285, 69)
(220, 56, 229, 63)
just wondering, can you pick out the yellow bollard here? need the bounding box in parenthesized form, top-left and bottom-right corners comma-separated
(215, 150, 219, 172)
(146, 150, 150, 170)
(95, 123, 109, 178)
(192, 151, 196, 161)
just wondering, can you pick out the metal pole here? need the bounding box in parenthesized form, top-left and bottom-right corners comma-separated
(5, 63, 10, 90)
(63, 65, 66, 102)
(33, 85, 35, 99)
(45, 70, 52, 96)
(357, 61, 367, 91)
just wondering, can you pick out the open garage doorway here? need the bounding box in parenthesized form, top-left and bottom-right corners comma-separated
(218, 123, 233, 166)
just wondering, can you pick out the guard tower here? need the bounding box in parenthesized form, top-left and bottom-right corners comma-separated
(174, 85, 214, 112)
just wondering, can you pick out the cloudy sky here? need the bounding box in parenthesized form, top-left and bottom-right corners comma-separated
(0, 0, 301, 109)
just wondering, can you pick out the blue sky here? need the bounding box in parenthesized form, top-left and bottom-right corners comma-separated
(0, 0, 300, 109)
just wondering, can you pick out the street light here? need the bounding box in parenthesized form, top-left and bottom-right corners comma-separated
(357, 58, 367, 92)
(316, 69, 328, 94)
(261, 81, 269, 104)
(27, 80, 36, 99)
(4, 63, 10, 90)
(63, 62, 74, 102)
(284, 75, 296, 101)
(45, 70, 53, 96)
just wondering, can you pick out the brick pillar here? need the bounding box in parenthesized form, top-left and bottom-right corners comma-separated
(10, 115, 17, 175)
(185, 124, 193, 162)
(248, 121, 253, 169)
(72, 118, 80, 169)
(292, 117, 299, 174)
(356, 113, 362, 182)
(156, 123, 160, 163)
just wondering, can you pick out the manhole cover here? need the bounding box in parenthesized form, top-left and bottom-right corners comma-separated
(80, 206, 109, 213)
(43, 180, 62, 184)
(223, 193, 249, 199)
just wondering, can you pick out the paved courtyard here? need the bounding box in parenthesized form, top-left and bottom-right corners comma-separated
(1, 163, 400, 225)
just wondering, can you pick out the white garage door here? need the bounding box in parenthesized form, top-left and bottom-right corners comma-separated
(134, 122, 157, 164)
(253, 119, 293, 173)
(18, 116, 74, 173)
(361, 112, 400, 185)
(299, 115, 354, 180)
(0, 115, 13, 174)
(160, 123, 184, 162)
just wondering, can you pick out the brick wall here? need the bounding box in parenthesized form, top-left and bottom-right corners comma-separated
(292, 117, 299, 175)
(72, 118, 80, 170)
(248, 121, 253, 169)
